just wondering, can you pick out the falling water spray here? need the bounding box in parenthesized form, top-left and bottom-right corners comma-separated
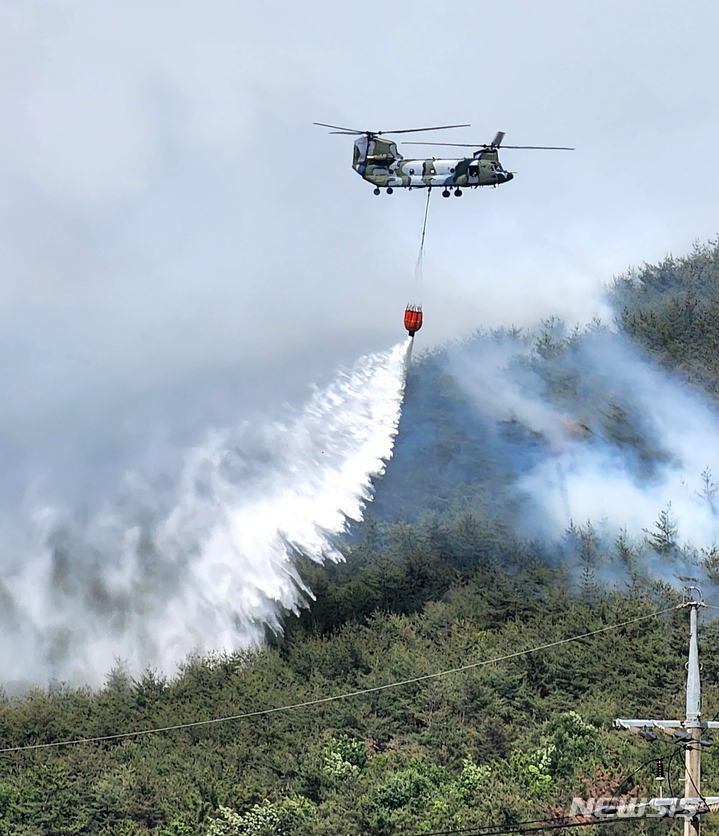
(1, 340, 414, 686)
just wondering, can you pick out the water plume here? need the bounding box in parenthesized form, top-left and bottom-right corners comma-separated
(0, 340, 412, 687)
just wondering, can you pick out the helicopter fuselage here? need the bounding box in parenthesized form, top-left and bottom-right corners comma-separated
(353, 136, 513, 191)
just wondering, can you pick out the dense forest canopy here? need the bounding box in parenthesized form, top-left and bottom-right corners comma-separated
(610, 238, 719, 395)
(3, 241, 719, 834)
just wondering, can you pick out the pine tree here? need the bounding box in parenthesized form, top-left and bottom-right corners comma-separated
(699, 467, 717, 515)
(644, 503, 678, 555)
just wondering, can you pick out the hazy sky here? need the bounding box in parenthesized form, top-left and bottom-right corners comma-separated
(1, 0, 718, 506)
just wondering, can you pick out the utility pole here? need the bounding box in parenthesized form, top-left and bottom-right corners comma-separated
(685, 596, 703, 836)
(615, 588, 719, 835)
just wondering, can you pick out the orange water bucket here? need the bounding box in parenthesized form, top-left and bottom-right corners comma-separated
(404, 304, 423, 336)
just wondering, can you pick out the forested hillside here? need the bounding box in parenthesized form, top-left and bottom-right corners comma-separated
(1, 552, 715, 836)
(370, 243, 719, 553)
(610, 238, 719, 394)
(3, 241, 719, 835)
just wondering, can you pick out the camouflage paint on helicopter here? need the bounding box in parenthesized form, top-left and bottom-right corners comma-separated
(315, 122, 572, 196)
(352, 135, 513, 193)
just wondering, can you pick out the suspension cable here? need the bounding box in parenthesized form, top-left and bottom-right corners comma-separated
(414, 186, 432, 286)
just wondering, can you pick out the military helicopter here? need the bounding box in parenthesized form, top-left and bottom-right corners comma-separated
(314, 122, 573, 197)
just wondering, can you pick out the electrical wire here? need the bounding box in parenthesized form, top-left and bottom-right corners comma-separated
(396, 744, 698, 836)
(499, 820, 628, 834)
(666, 744, 682, 800)
(612, 748, 675, 798)
(611, 729, 695, 804)
(395, 814, 631, 836)
(397, 602, 710, 836)
(683, 747, 708, 808)
(653, 744, 689, 803)
(616, 741, 705, 810)
(393, 814, 610, 836)
(0, 606, 679, 755)
(392, 817, 570, 836)
(409, 740, 685, 836)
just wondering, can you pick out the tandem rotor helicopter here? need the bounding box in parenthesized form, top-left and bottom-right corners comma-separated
(314, 122, 573, 197)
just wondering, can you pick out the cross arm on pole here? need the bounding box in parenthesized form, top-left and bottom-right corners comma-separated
(615, 720, 719, 731)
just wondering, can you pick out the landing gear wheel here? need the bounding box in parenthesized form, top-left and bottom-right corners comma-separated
(386, 187, 394, 194)
(442, 189, 450, 198)
(454, 188, 462, 197)
(373, 188, 380, 195)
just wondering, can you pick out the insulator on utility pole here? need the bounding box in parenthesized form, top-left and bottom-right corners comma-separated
(656, 758, 666, 799)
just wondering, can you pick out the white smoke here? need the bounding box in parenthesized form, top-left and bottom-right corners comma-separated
(0, 340, 411, 687)
(448, 329, 719, 550)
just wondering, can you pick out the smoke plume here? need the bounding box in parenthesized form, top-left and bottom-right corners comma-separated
(445, 324, 719, 563)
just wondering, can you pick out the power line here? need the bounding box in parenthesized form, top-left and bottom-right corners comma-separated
(396, 814, 631, 836)
(0, 605, 679, 755)
(501, 820, 634, 835)
(393, 816, 572, 836)
(396, 745, 691, 836)
(667, 745, 683, 799)
(612, 748, 676, 799)
(457, 819, 634, 835)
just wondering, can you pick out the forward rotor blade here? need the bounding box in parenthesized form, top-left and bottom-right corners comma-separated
(315, 122, 472, 137)
(313, 121, 363, 133)
(380, 123, 470, 135)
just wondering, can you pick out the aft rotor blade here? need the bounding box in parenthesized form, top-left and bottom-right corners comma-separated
(380, 124, 470, 135)
(313, 121, 364, 133)
(402, 141, 574, 150)
(401, 141, 485, 147)
(501, 145, 574, 150)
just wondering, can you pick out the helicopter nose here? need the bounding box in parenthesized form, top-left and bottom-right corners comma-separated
(505, 172, 514, 181)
